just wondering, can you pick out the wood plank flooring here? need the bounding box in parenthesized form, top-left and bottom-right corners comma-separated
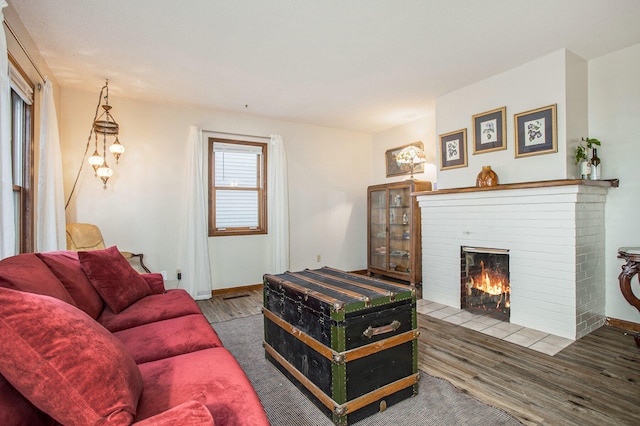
(200, 289, 640, 425)
(196, 289, 263, 322)
(418, 314, 640, 426)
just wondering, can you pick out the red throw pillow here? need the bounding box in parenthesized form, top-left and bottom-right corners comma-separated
(0, 253, 76, 306)
(36, 251, 104, 319)
(79, 246, 151, 314)
(0, 287, 143, 425)
(141, 273, 166, 295)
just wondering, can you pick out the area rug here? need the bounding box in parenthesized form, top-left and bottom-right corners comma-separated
(213, 314, 521, 425)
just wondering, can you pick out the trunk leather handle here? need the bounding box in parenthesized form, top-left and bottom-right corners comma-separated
(362, 320, 401, 338)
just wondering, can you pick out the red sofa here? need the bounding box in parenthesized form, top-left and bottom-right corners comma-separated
(0, 247, 269, 426)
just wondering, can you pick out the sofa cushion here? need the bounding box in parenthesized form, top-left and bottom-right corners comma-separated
(136, 348, 269, 425)
(0, 253, 76, 306)
(133, 400, 215, 426)
(79, 246, 151, 314)
(99, 289, 203, 332)
(114, 314, 223, 364)
(0, 287, 144, 426)
(0, 374, 54, 426)
(36, 250, 104, 319)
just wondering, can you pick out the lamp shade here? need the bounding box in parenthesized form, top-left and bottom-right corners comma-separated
(96, 162, 113, 187)
(88, 150, 104, 168)
(396, 145, 426, 165)
(109, 137, 125, 163)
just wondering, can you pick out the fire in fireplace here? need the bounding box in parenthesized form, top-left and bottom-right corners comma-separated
(461, 247, 510, 321)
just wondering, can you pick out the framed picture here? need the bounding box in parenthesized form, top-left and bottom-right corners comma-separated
(439, 128, 467, 170)
(385, 142, 425, 177)
(514, 104, 557, 158)
(472, 106, 507, 154)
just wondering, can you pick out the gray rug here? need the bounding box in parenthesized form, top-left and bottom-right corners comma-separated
(213, 314, 521, 425)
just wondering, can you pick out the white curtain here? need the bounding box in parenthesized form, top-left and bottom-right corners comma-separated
(36, 81, 65, 252)
(268, 134, 290, 273)
(178, 126, 213, 300)
(0, 1, 16, 259)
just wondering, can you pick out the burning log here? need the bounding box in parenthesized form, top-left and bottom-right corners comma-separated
(464, 261, 511, 312)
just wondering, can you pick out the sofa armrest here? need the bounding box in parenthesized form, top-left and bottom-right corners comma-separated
(141, 273, 165, 294)
(133, 400, 214, 425)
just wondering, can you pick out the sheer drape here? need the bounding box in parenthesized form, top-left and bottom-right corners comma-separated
(36, 81, 65, 251)
(268, 134, 290, 273)
(178, 126, 213, 300)
(0, 1, 16, 259)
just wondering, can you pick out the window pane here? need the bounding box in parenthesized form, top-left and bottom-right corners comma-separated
(11, 91, 24, 186)
(209, 138, 267, 236)
(215, 152, 258, 188)
(216, 190, 259, 228)
(13, 190, 21, 253)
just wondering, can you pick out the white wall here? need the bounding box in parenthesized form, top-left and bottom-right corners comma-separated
(371, 111, 438, 186)
(60, 89, 372, 290)
(589, 43, 640, 324)
(435, 49, 587, 189)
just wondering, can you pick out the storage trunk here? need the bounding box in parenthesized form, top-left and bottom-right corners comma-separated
(263, 267, 419, 425)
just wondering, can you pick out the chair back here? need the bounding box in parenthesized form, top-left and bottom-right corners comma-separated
(66, 223, 106, 251)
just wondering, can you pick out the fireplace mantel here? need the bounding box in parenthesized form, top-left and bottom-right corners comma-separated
(412, 178, 619, 197)
(416, 180, 615, 340)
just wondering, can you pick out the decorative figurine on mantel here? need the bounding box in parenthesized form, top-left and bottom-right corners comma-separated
(476, 165, 498, 187)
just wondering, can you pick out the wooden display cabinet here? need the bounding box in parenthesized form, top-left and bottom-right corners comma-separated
(367, 180, 431, 286)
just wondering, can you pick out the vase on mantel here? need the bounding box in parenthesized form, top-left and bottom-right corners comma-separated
(476, 166, 499, 187)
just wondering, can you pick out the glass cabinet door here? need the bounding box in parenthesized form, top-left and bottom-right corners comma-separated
(369, 189, 387, 270)
(388, 187, 411, 276)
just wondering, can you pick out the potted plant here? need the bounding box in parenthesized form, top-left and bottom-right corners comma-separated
(575, 137, 601, 179)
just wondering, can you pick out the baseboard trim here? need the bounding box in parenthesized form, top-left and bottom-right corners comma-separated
(211, 269, 368, 296)
(606, 317, 640, 333)
(212, 283, 263, 297)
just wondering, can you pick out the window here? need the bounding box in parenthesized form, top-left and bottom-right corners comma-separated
(9, 58, 34, 253)
(209, 138, 267, 236)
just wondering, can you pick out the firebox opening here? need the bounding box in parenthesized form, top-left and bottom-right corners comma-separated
(461, 246, 510, 322)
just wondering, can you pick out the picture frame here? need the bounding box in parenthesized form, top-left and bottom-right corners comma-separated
(472, 106, 507, 154)
(439, 128, 468, 170)
(385, 142, 425, 177)
(514, 104, 557, 158)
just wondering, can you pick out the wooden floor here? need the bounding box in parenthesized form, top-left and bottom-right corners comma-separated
(418, 314, 640, 426)
(196, 289, 263, 322)
(201, 289, 640, 425)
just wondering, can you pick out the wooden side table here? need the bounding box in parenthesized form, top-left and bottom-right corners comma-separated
(617, 247, 640, 347)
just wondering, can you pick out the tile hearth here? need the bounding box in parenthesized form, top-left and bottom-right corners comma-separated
(417, 299, 573, 356)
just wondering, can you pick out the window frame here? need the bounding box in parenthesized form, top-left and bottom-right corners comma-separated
(8, 55, 35, 253)
(208, 137, 268, 237)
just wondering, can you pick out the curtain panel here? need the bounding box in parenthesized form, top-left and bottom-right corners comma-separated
(268, 134, 290, 274)
(178, 126, 213, 300)
(36, 80, 66, 251)
(0, 1, 16, 259)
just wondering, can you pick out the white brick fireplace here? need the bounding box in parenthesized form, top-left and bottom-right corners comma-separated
(416, 180, 613, 340)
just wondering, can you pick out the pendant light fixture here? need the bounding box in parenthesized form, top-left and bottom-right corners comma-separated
(89, 80, 124, 187)
(64, 80, 126, 209)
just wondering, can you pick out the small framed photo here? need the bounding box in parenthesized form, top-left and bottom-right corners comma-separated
(514, 104, 557, 158)
(385, 142, 425, 177)
(439, 128, 468, 170)
(472, 106, 507, 154)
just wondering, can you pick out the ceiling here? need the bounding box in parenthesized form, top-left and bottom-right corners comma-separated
(10, 0, 640, 133)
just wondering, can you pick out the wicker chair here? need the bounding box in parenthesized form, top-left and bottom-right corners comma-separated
(65, 223, 150, 273)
